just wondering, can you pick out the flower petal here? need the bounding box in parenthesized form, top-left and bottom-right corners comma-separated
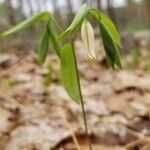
(81, 20, 96, 61)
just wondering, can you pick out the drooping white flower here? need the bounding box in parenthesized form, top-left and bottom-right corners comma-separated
(81, 19, 96, 61)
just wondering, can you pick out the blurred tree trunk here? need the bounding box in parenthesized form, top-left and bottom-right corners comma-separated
(28, 0, 34, 15)
(66, 0, 74, 25)
(37, 0, 42, 12)
(67, 0, 73, 14)
(127, 0, 133, 5)
(127, 0, 135, 15)
(18, 0, 24, 13)
(107, 0, 117, 26)
(18, 0, 25, 19)
(5, 0, 16, 25)
(53, 0, 57, 14)
(144, 0, 150, 28)
(53, 0, 62, 19)
(83, 0, 87, 4)
(52, 0, 64, 29)
(97, 0, 102, 10)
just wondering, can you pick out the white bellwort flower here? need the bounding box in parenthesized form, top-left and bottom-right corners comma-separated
(81, 19, 96, 61)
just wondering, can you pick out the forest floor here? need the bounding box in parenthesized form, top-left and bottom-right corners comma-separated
(0, 39, 150, 150)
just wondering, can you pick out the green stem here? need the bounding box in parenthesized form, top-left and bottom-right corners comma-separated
(72, 44, 93, 150)
(80, 95, 93, 150)
(52, 17, 93, 150)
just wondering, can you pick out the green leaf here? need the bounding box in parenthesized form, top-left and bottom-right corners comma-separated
(38, 23, 49, 64)
(100, 13, 121, 46)
(61, 43, 81, 104)
(99, 21, 122, 69)
(58, 4, 90, 40)
(90, 9, 121, 46)
(1, 11, 51, 36)
(47, 21, 62, 58)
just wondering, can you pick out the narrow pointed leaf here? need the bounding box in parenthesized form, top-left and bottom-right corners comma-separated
(99, 21, 122, 69)
(90, 9, 121, 46)
(1, 12, 51, 36)
(58, 4, 90, 40)
(48, 21, 62, 58)
(61, 43, 81, 104)
(38, 23, 49, 64)
(100, 13, 121, 46)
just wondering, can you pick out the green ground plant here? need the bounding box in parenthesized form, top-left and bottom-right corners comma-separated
(1, 4, 122, 150)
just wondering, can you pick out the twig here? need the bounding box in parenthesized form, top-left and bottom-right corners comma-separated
(125, 139, 148, 149)
(0, 87, 24, 109)
(60, 109, 82, 150)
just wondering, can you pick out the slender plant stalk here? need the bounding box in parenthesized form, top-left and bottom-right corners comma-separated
(72, 44, 93, 150)
(52, 18, 93, 150)
(80, 94, 93, 150)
